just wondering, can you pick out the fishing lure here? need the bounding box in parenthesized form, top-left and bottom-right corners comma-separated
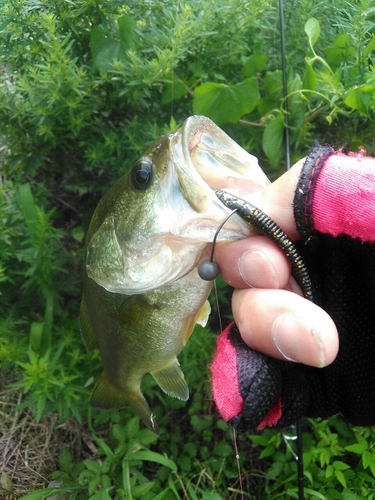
(199, 189, 314, 303)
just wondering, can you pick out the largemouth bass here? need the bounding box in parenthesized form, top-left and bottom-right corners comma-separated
(80, 116, 269, 432)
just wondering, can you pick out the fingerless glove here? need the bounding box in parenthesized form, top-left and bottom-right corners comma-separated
(210, 145, 375, 431)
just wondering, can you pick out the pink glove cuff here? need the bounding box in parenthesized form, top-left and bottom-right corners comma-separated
(313, 151, 375, 243)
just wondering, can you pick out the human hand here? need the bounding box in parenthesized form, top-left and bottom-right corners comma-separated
(215, 159, 339, 368)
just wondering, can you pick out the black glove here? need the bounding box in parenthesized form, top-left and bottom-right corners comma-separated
(210, 147, 375, 432)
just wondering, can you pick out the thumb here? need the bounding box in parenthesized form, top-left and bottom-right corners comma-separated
(245, 158, 305, 241)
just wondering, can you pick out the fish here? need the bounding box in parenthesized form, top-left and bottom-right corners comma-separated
(79, 115, 270, 433)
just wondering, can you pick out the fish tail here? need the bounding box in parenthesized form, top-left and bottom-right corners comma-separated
(90, 372, 159, 434)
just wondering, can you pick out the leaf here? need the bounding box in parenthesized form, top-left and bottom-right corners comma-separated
(117, 15, 137, 49)
(29, 321, 44, 352)
(334, 469, 347, 488)
(90, 26, 127, 72)
(345, 442, 367, 455)
(19, 489, 64, 500)
(126, 450, 177, 471)
(362, 450, 374, 469)
(305, 18, 320, 49)
(161, 72, 188, 104)
(242, 54, 268, 77)
(344, 86, 373, 116)
(193, 78, 260, 125)
(364, 35, 375, 58)
(1, 471, 12, 493)
(18, 183, 38, 224)
(88, 487, 113, 500)
(333, 460, 350, 471)
(262, 115, 284, 166)
(303, 61, 318, 90)
(59, 448, 73, 474)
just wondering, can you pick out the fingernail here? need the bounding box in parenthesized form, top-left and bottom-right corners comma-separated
(238, 250, 279, 288)
(271, 313, 325, 367)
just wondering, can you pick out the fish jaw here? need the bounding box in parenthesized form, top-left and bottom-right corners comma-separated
(86, 116, 269, 296)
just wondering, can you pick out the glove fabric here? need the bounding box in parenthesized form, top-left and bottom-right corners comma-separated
(210, 146, 375, 431)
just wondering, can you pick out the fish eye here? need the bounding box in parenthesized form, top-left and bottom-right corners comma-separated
(131, 158, 153, 191)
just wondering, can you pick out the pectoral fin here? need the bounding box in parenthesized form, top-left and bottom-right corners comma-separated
(79, 297, 97, 352)
(90, 372, 159, 434)
(151, 357, 189, 401)
(195, 299, 211, 327)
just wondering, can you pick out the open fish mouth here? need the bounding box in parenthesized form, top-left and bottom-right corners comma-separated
(170, 115, 270, 236)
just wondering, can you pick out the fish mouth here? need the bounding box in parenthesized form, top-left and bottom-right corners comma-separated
(170, 116, 270, 237)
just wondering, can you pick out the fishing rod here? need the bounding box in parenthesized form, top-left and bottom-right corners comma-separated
(278, 0, 305, 498)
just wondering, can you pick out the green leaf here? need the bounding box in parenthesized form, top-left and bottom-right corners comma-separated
(161, 72, 188, 104)
(19, 489, 64, 500)
(334, 469, 347, 488)
(262, 115, 284, 166)
(305, 18, 320, 49)
(1, 471, 12, 493)
(90, 26, 127, 72)
(333, 460, 350, 471)
(118, 15, 137, 49)
(362, 450, 372, 469)
(344, 86, 373, 116)
(71, 226, 85, 243)
(345, 442, 367, 455)
(326, 464, 334, 478)
(58, 448, 73, 474)
(364, 35, 375, 58)
(242, 54, 268, 77)
(88, 487, 113, 500)
(193, 78, 260, 125)
(29, 321, 44, 352)
(303, 61, 318, 90)
(126, 450, 177, 471)
(18, 183, 38, 224)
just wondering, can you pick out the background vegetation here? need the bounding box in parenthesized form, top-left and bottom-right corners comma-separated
(1, 0, 375, 498)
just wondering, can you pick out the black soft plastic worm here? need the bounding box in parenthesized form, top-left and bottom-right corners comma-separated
(215, 189, 314, 301)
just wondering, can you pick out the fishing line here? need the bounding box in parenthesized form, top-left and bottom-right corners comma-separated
(198, 209, 238, 281)
(232, 428, 245, 500)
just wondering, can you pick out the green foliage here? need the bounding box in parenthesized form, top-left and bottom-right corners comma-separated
(1, 0, 375, 498)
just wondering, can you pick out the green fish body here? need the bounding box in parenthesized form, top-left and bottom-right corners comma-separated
(80, 116, 269, 432)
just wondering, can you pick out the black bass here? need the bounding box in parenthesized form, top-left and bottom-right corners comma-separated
(80, 116, 269, 432)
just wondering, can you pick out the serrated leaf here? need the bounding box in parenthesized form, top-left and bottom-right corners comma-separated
(262, 115, 284, 166)
(305, 18, 320, 49)
(193, 78, 260, 125)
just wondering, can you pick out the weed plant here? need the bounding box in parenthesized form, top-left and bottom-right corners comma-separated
(1, 0, 375, 498)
